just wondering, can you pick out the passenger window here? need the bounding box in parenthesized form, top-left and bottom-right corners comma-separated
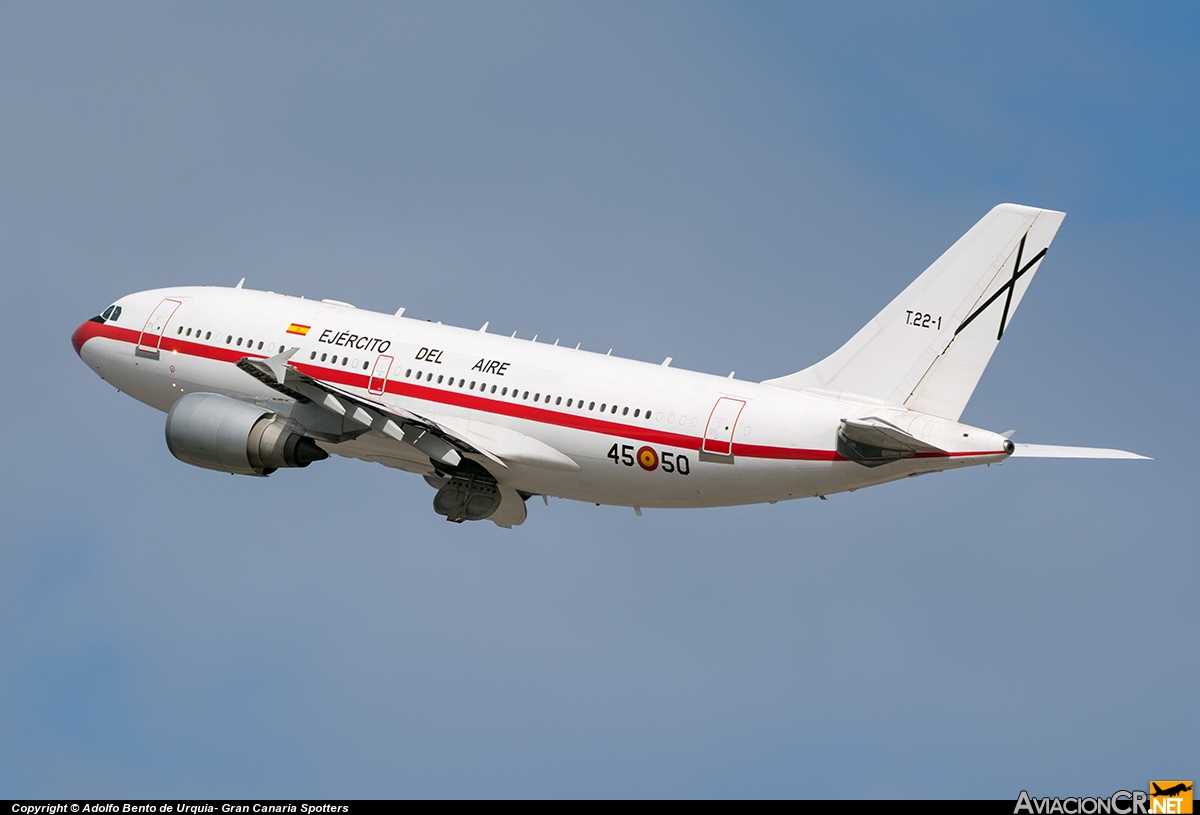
(427, 372, 433, 381)
(237, 338, 243, 346)
(566, 399, 573, 407)
(470, 381, 476, 390)
(634, 409, 640, 418)
(320, 353, 327, 362)
(405, 369, 412, 377)
(226, 336, 232, 344)
(310, 352, 316, 360)
(588, 402, 595, 410)
(363, 361, 369, 370)
(622, 407, 628, 416)
(600, 403, 606, 412)
(437, 375, 444, 384)
(522, 391, 529, 400)
(555, 397, 562, 405)
(501, 387, 508, 396)
(257, 341, 264, 350)
(205, 331, 211, 340)
(178, 326, 184, 335)
(490, 385, 497, 394)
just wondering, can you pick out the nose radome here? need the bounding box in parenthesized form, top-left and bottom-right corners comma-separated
(72, 319, 99, 358)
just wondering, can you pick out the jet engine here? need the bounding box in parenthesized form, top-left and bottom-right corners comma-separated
(165, 392, 328, 476)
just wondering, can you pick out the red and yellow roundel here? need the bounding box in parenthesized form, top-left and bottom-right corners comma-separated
(636, 446, 658, 471)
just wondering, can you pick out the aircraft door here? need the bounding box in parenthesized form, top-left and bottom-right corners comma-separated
(702, 397, 746, 457)
(136, 298, 182, 358)
(368, 354, 394, 395)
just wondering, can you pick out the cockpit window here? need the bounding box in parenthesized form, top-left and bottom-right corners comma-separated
(110, 306, 121, 322)
(101, 305, 115, 321)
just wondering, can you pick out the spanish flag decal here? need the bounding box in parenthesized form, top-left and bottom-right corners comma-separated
(286, 323, 311, 336)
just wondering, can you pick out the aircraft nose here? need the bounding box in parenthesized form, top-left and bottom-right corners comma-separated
(72, 319, 99, 358)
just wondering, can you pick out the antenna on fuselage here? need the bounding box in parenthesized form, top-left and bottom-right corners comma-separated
(235, 278, 245, 289)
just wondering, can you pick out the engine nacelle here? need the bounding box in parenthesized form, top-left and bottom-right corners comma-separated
(165, 392, 328, 476)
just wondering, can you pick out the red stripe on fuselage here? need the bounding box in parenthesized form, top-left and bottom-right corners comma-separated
(76, 322, 1005, 462)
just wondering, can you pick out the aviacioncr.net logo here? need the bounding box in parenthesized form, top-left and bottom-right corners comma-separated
(1015, 784, 1193, 815)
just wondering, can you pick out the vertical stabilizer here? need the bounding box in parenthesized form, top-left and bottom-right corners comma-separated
(762, 204, 1066, 420)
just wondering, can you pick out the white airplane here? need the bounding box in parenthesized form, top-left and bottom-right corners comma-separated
(72, 204, 1147, 527)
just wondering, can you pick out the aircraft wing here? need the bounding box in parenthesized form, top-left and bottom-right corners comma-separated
(238, 349, 580, 473)
(1010, 443, 1150, 460)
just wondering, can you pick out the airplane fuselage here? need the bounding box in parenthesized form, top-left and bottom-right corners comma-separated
(73, 285, 1011, 514)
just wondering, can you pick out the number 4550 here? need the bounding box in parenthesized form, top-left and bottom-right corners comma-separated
(607, 442, 690, 475)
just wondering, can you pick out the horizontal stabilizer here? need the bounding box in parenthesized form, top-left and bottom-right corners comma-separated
(840, 417, 946, 454)
(837, 416, 946, 467)
(1010, 443, 1150, 460)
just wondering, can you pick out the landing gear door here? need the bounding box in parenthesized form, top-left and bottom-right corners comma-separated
(136, 298, 182, 358)
(368, 354, 394, 395)
(702, 397, 746, 460)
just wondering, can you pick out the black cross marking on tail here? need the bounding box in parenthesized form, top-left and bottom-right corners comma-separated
(955, 233, 1048, 341)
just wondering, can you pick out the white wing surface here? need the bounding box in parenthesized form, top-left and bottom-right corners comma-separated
(1010, 443, 1150, 460)
(238, 349, 580, 473)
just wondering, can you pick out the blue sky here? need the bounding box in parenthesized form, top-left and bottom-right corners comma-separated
(1, 1, 1195, 798)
